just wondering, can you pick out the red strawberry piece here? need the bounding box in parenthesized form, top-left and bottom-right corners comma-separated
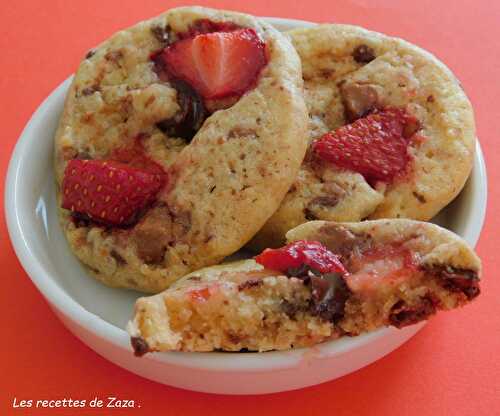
(111, 137, 166, 177)
(346, 245, 419, 294)
(161, 28, 267, 100)
(61, 160, 165, 226)
(255, 240, 347, 275)
(312, 108, 420, 185)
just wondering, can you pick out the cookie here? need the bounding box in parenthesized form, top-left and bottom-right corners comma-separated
(128, 219, 480, 353)
(249, 24, 475, 250)
(54, 7, 308, 293)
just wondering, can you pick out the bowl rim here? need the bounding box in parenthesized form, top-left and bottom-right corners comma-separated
(4, 17, 488, 372)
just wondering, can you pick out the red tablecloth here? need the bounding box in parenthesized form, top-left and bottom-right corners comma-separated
(1, 1, 498, 414)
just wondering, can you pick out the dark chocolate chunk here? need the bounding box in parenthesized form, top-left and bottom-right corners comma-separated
(188, 276, 201, 281)
(424, 265, 480, 300)
(304, 196, 341, 221)
(412, 191, 427, 203)
(71, 212, 92, 228)
(281, 300, 307, 320)
(157, 80, 206, 141)
(238, 279, 264, 291)
(308, 272, 350, 323)
(316, 224, 371, 261)
(131, 337, 150, 357)
(285, 264, 321, 281)
(110, 250, 126, 266)
(304, 207, 318, 221)
(389, 297, 437, 328)
(309, 196, 340, 208)
(81, 85, 100, 96)
(151, 24, 173, 45)
(352, 44, 376, 64)
(85, 49, 96, 59)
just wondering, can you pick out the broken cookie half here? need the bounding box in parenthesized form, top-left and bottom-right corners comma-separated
(127, 219, 480, 355)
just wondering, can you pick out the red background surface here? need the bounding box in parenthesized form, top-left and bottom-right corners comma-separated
(1, 1, 499, 414)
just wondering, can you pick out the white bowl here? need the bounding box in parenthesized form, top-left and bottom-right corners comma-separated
(4, 17, 487, 395)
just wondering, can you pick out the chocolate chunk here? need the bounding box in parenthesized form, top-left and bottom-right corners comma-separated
(110, 250, 126, 266)
(131, 337, 150, 357)
(304, 207, 318, 221)
(133, 206, 171, 264)
(157, 80, 206, 141)
(238, 279, 264, 291)
(316, 224, 371, 261)
(352, 44, 376, 64)
(309, 272, 350, 323)
(286, 264, 317, 279)
(412, 191, 426, 203)
(133, 204, 191, 264)
(188, 276, 201, 281)
(309, 196, 340, 208)
(283, 262, 350, 323)
(281, 300, 309, 320)
(71, 212, 92, 228)
(433, 266, 480, 300)
(340, 82, 380, 122)
(389, 297, 437, 328)
(151, 24, 173, 45)
(81, 85, 100, 96)
(304, 196, 341, 221)
(134, 226, 168, 264)
(85, 49, 96, 59)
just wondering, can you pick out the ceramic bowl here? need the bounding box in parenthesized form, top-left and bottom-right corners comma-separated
(4, 17, 487, 394)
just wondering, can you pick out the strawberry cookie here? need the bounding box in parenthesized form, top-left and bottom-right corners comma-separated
(249, 24, 476, 250)
(54, 7, 308, 293)
(128, 219, 480, 353)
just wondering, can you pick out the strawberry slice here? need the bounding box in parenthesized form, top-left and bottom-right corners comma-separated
(255, 240, 347, 275)
(312, 108, 420, 185)
(162, 28, 267, 100)
(61, 160, 165, 226)
(345, 245, 419, 294)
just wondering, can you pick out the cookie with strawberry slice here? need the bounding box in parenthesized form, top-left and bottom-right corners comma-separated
(127, 219, 480, 353)
(249, 24, 476, 250)
(54, 7, 308, 292)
